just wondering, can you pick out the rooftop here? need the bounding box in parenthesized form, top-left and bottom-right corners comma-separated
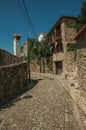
(74, 24, 86, 40)
(51, 15, 77, 31)
(38, 32, 47, 36)
(14, 34, 21, 38)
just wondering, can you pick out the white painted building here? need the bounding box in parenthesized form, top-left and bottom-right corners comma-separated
(14, 34, 21, 57)
(38, 33, 47, 42)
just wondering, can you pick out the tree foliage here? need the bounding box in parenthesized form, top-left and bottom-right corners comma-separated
(23, 38, 38, 61)
(75, 1, 86, 31)
(24, 35, 51, 63)
(38, 36, 51, 58)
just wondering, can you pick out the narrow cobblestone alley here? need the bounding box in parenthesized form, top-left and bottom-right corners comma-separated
(0, 73, 85, 130)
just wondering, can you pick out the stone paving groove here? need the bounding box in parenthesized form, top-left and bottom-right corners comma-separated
(0, 73, 85, 130)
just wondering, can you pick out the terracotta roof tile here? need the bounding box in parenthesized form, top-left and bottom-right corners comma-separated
(14, 34, 21, 38)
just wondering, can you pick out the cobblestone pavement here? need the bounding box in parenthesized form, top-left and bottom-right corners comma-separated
(0, 73, 85, 130)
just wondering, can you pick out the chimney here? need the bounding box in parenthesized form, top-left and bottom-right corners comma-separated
(13, 34, 21, 57)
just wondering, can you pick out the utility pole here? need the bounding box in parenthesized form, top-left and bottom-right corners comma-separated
(43, 57, 45, 73)
(27, 37, 31, 83)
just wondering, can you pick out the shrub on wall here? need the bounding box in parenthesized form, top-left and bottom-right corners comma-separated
(67, 43, 76, 51)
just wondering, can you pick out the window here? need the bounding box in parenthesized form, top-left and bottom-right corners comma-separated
(56, 43, 63, 52)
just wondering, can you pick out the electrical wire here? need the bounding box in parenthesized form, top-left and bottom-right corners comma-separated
(13, 0, 29, 28)
(13, 0, 37, 38)
(22, 0, 37, 37)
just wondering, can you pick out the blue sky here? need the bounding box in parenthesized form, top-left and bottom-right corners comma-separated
(0, 0, 84, 53)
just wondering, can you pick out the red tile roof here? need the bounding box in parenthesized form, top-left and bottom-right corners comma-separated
(74, 24, 86, 40)
(40, 32, 47, 35)
(14, 34, 21, 38)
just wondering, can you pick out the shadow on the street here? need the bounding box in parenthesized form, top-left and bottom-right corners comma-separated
(27, 79, 39, 90)
(37, 78, 44, 80)
(0, 78, 40, 110)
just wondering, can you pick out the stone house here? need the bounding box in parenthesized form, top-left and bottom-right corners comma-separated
(74, 24, 86, 99)
(49, 16, 77, 76)
(38, 33, 47, 42)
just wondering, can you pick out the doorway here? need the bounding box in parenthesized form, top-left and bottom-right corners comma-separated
(55, 61, 62, 74)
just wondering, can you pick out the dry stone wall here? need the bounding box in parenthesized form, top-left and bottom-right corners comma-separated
(0, 49, 22, 66)
(0, 49, 28, 105)
(61, 18, 77, 78)
(61, 18, 77, 54)
(0, 62, 27, 105)
(30, 56, 53, 73)
(77, 33, 86, 98)
(63, 51, 77, 78)
(61, 18, 77, 44)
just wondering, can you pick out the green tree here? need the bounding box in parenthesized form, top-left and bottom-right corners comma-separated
(75, 1, 86, 31)
(38, 36, 50, 57)
(26, 38, 38, 60)
(37, 36, 51, 73)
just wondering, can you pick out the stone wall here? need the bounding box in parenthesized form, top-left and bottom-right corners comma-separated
(30, 57, 53, 73)
(61, 18, 77, 44)
(53, 53, 64, 61)
(0, 62, 27, 105)
(61, 18, 77, 54)
(61, 18, 77, 77)
(77, 33, 86, 99)
(63, 51, 77, 78)
(23, 42, 28, 58)
(0, 49, 28, 104)
(0, 49, 22, 66)
(30, 59, 40, 72)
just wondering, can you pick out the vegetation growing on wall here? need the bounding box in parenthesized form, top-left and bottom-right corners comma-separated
(67, 43, 76, 51)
